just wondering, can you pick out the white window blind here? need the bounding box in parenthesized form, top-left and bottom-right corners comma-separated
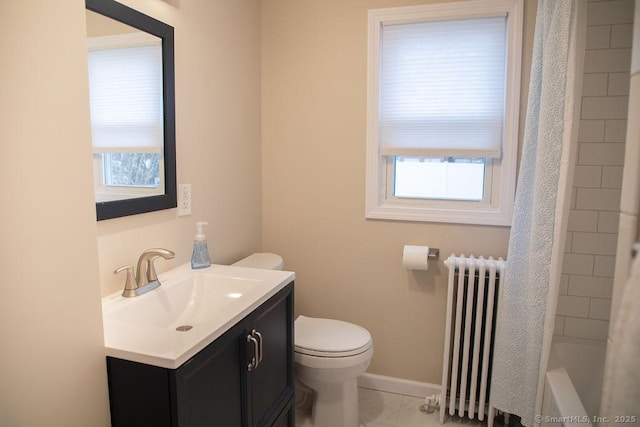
(87, 35, 163, 153)
(379, 16, 507, 159)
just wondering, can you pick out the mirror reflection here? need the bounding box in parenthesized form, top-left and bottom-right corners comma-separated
(87, 10, 164, 203)
(85, 0, 176, 221)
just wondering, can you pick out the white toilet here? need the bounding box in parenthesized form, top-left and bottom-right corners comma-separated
(233, 253, 374, 427)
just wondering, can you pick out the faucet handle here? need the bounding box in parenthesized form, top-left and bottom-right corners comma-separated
(113, 265, 137, 298)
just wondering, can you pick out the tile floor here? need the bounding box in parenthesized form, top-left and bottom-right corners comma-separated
(296, 387, 487, 427)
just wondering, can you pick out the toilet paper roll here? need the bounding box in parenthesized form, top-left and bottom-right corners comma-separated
(402, 245, 430, 270)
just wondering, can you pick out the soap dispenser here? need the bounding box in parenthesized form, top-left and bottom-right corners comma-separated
(191, 221, 212, 269)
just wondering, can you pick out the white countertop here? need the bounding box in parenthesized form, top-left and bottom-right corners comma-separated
(102, 263, 294, 369)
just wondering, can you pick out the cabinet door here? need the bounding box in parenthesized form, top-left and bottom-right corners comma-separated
(173, 319, 248, 427)
(107, 357, 173, 427)
(247, 283, 294, 427)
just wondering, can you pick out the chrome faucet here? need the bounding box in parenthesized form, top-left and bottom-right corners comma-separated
(114, 248, 175, 297)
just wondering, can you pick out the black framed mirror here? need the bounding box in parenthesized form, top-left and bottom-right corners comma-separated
(86, 0, 176, 221)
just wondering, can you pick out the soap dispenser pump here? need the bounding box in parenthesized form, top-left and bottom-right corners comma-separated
(191, 221, 212, 269)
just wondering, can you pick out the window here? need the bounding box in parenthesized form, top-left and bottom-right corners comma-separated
(87, 32, 164, 202)
(366, 0, 523, 225)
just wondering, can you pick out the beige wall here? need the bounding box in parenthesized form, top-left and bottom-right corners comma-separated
(0, 1, 110, 425)
(261, 0, 537, 383)
(1, 0, 262, 424)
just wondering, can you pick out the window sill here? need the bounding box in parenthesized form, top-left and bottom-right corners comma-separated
(365, 203, 512, 226)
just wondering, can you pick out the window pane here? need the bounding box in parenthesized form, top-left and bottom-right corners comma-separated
(103, 153, 161, 187)
(393, 157, 485, 201)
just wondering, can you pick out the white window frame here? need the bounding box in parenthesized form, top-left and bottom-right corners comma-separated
(365, 0, 523, 226)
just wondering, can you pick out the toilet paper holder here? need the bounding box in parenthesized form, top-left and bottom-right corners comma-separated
(402, 245, 439, 271)
(402, 247, 440, 260)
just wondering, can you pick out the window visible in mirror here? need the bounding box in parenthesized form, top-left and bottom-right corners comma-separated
(93, 153, 163, 202)
(88, 32, 164, 201)
(86, 0, 176, 221)
(104, 153, 161, 188)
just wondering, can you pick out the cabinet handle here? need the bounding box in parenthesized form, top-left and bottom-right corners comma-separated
(247, 334, 259, 371)
(254, 330, 263, 365)
(246, 329, 264, 371)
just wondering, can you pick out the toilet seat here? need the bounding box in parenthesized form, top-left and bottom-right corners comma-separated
(295, 315, 372, 357)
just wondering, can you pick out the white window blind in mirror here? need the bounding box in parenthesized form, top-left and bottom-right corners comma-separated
(87, 34, 163, 153)
(379, 16, 507, 159)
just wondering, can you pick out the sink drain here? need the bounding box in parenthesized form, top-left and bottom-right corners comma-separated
(176, 325, 193, 332)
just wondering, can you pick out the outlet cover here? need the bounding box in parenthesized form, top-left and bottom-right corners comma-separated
(178, 184, 191, 216)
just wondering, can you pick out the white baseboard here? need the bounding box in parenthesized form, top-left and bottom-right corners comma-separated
(357, 372, 441, 398)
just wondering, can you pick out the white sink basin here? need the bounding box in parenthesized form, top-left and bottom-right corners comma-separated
(102, 263, 294, 369)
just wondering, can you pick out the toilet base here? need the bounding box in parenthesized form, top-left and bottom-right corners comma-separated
(293, 316, 373, 427)
(303, 377, 360, 427)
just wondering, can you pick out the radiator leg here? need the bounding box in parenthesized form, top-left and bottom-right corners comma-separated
(488, 405, 495, 427)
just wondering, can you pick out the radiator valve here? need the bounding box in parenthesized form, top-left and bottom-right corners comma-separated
(420, 393, 441, 414)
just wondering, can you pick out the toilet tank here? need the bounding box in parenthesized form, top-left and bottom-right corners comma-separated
(232, 253, 284, 270)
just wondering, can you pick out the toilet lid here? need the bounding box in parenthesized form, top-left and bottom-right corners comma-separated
(295, 315, 372, 357)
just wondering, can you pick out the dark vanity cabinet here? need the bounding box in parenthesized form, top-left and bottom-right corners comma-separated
(107, 282, 294, 427)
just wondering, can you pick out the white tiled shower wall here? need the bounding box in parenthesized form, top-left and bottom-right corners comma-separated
(556, 0, 634, 342)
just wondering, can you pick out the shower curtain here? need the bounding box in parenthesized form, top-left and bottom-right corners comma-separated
(490, 1, 586, 426)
